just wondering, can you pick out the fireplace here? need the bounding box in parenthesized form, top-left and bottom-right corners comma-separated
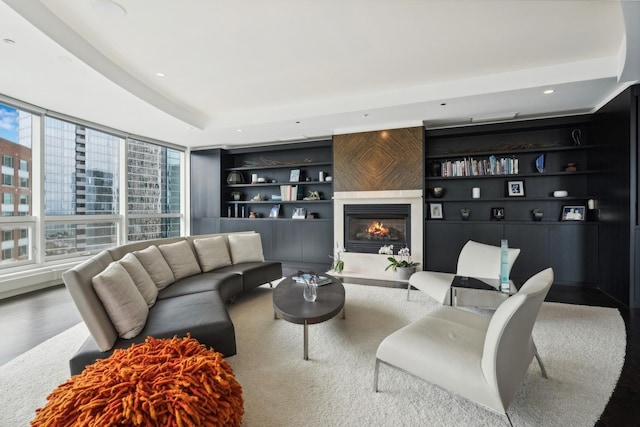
(344, 204, 410, 253)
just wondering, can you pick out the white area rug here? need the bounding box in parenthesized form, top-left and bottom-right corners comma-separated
(0, 283, 625, 427)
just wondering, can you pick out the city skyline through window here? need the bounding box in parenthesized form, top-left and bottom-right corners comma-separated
(0, 99, 184, 268)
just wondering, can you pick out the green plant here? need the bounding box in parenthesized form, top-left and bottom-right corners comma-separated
(385, 247, 420, 271)
(330, 242, 345, 273)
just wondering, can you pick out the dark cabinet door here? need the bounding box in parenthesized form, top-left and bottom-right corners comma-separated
(549, 224, 598, 284)
(271, 221, 304, 262)
(300, 221, 333, 264)
(504, 224, 550, 282)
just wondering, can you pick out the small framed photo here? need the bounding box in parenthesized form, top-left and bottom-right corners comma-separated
(292, 207, 307, 219)
(429, 203, 444, 219)
(269, 204, 281, 218)
(491, 207, 505, 221)
(561, 205, 585, 221)
(507, 180, 525, 197)
(289, 169, 300, 182)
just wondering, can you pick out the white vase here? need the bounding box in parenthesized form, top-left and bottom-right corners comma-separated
(395, 267, 416, 280)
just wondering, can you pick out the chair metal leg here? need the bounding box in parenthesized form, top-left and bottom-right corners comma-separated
(505, 412, 514, 427)
(373, 359, 380, 392)
(534, 350, 548, 379)
(269, 281, 274, 288)
(406, 283, 411, 300)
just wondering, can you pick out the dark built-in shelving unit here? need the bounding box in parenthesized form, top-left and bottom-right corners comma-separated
(191, 139, 334, 272)
(423, 115, 599, 286)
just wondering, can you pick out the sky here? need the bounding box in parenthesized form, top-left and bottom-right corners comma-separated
(0, 104, 19, 142)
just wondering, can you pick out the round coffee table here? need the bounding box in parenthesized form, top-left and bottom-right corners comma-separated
(272, 275, 345, 360)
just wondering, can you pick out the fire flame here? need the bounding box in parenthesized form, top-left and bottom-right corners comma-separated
(367, 221, 389, 237)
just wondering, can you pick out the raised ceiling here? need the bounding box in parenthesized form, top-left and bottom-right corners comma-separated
(1, 0, 639, 149)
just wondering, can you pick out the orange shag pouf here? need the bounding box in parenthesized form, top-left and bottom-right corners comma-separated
(31, 336, 243, 427)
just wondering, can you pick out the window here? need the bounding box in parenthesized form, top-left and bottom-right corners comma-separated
(0, 99, 186, 272)
(44, 117, 121, 258)
(127, 139, 182, 241)
(2, 155, 13, 168)
(2, 248, 13, 261)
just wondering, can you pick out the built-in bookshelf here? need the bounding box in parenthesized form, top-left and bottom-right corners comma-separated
(423, 115, 599, 285)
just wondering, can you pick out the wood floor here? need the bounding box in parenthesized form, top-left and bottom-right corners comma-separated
(1, 283, 638, 425)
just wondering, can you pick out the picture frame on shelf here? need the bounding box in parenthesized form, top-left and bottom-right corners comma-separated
(289, 169, 300, 182)
(429, 203, 444, 220)
(507, 180, 525, 197)
(561, 205, 586, 221)
(269, 204, 281, 218)
(292, 207, 307, 219)
(491, 207, 505, 221)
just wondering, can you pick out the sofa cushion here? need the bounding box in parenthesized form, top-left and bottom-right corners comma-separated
(157, 272, 243, 302)
(91, 262, 149, 339)
(133, 245, 175, 290)
(158, 240, 202, 280)
(228, 233, 265, 264)
(118, 253, 158, 307)
(193, 236, 232, 272)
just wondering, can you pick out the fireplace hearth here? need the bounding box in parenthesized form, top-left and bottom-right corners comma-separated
(344, 204, 410, 253)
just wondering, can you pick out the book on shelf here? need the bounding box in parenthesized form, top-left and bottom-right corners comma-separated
(440, 156, 519, 177)
(279, 185, 301, 201)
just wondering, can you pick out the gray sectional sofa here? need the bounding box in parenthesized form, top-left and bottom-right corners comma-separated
(63, 231, 282, 375)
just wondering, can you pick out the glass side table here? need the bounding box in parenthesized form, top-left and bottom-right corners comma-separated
(450, 276, 519, 309)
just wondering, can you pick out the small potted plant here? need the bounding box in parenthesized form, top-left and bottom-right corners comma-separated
(230, 191, 241, 201)
(385, 246, 420, 280)
(329, 242, 345, 273)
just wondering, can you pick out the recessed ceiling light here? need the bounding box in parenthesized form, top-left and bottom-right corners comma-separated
(236, 129, 243, 133)
(440, 103, 447, 106)
(363, 113, 369, 118)
(3, 38, 16, 45)
(543, 89, 555, 95)
(295, 121, 301, 124)
(155, 72, 166, 78)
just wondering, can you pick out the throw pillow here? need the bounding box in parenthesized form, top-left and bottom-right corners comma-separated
(158, 240, 202, 280)
(118, 253, 158, 307)
(133, 245, 175, 290)
(92, 262, 149, 339)
(228, 233, 265, 264)
(193, 236, 232, 272)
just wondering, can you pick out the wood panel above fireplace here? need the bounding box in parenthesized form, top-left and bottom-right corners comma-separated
(333, 127, 423, 192)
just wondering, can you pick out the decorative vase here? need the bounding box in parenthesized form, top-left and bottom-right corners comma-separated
(303, 278, 317, 302)
(395, 266, 416, 280)
(460, 209, 470, 220)
(532, 209, 543, 221)
(226, 171, 244, 184)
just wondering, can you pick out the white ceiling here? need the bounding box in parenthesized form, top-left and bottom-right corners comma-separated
(1, 0, 639, 149)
